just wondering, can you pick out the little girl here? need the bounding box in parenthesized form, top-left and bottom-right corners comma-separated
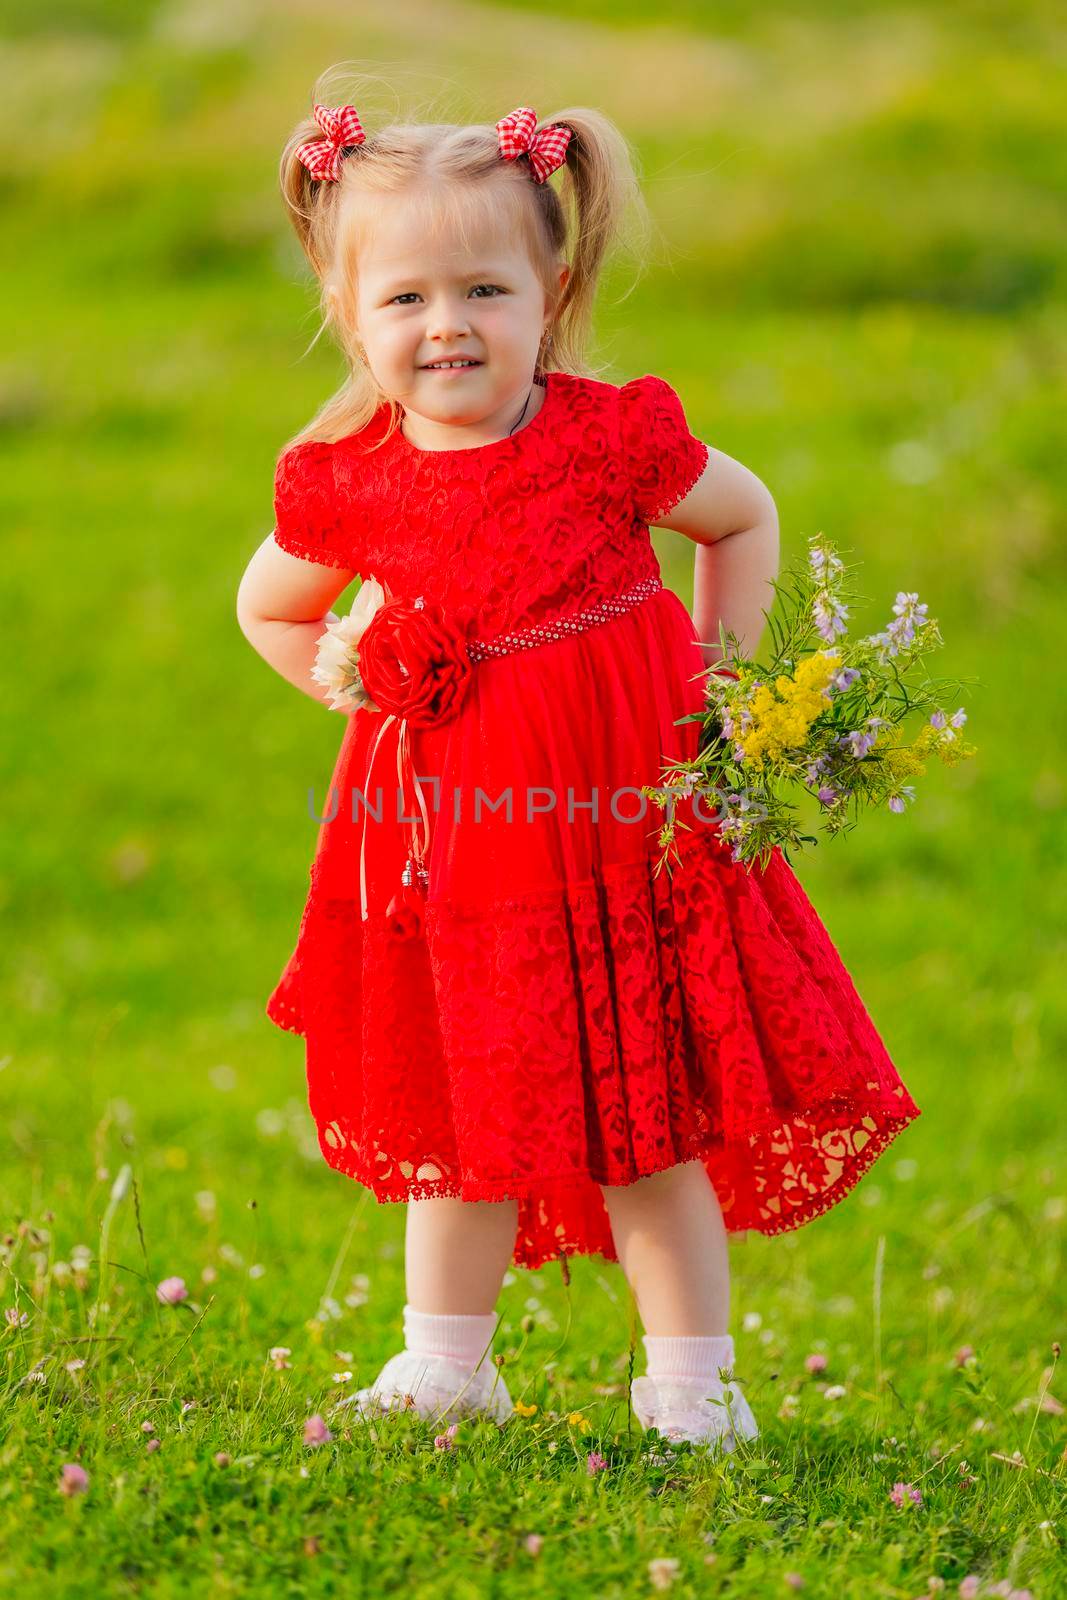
(237, 81, 921, 1448)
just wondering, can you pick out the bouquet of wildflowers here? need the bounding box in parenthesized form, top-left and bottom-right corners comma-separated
(643, 535, 977, 875)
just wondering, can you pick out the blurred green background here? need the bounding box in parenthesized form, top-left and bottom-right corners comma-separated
(1, 1, 1064, 1594)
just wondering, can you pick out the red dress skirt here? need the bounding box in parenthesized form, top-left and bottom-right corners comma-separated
(265, 370, 922, 1270)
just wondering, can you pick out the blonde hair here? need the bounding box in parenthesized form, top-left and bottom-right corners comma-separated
(277, 69, 653, 451)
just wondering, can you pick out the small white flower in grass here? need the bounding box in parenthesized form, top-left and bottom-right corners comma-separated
(332, 1371, 353, 1384)
(268, 1347, 292, 1370)
(824, 1384, 847, 1401)
(156, 1277, 188, 1306)
(5, 1308, 30, 1328)
(648, 1557, 681, 1590)
(248, 1265, 266, 1280)
(64, 1358, 86, 1373)
(334, 1350, 353, 1364)
(742, 1311, 762, 1332)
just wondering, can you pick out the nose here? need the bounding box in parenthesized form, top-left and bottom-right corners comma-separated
(424, 296, 472, 342)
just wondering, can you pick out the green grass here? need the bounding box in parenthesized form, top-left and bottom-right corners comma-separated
(1, 0, 1065, 1594)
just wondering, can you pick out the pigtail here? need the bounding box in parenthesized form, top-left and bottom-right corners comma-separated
(533, 107, 652, 376)
(276, 70, 401, 451)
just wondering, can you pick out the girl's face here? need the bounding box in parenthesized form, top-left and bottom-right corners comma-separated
(351, 196, 566, 441)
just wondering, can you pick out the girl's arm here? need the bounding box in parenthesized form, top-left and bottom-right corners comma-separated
(236, 534, 359, 711)
(657, 448, 780, 669)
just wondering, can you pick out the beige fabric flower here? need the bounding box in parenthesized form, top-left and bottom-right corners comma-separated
(310, 576, 386, 712)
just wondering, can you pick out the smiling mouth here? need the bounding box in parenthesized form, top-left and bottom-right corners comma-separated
(421, 359, 482, 371)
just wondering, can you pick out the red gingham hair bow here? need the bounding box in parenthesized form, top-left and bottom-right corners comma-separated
(295, 103, 366, 183)
(495, 106, 572, 185)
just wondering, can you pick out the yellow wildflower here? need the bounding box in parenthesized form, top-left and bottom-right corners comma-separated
(871, 725, 933, 780)
(513, 1400, 539, 1418)
(567, 1411, 591, 1431)
(739, 652, 836, 766)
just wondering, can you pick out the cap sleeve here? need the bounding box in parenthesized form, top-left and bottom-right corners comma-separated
(272, 440, 358, 571)
(618, 373, 710, 525)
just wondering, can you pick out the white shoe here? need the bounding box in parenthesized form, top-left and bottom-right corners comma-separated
(332, 1349, 514, 1426)
(630, 1372, 760, 1451)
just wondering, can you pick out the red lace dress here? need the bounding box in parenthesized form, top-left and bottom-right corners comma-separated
(266, 370, 921, 1271)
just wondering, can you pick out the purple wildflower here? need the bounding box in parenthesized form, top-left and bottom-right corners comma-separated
(156, 1277, 188, 1306)
(888, 1481, 922, 1509)
(302, 1414, 333, 1448)
(586, 1451, 609, 1476)
(58, 1463, 89, 1496)
(813, 596, 849, 643)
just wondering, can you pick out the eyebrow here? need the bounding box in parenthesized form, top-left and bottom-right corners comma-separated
(372, 266, 514, 289)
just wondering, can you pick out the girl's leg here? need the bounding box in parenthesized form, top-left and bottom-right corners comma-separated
(405, 1195, 519, 1314)
(599, 1159, 731, 1335)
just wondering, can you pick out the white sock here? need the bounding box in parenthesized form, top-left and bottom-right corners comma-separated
(403, 1304, 497, 1370)
(643, 1333, 736, 1382)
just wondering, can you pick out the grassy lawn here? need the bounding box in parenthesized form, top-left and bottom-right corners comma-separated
(0, 0, 1064, 1594)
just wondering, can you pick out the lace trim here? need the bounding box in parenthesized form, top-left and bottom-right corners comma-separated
(643, 439, 710, 527)
(272, 523, 355, 571)
(301, 1099, 919, 1271)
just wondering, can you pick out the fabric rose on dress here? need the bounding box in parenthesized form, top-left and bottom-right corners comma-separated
(356, 597, 474, 728)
